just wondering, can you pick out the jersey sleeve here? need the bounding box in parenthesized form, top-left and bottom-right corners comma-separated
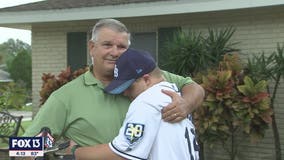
(162, 70, 194, 90)
(109, 101, 161, 160)
(23, 93, 68, 138)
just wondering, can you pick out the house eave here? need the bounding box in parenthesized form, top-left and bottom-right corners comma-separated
(0, 0, 283, 28)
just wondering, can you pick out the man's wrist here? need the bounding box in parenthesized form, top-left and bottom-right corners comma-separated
(71, 144, 80, 156)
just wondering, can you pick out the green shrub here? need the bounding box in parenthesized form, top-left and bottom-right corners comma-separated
(0, 82, 27, 111)
(194, 54, 272, 160)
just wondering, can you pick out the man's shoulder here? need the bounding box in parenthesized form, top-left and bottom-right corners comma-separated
(150, 81, 178, 93)
(132, 82, 175, 109)
(52, 73, 87, 95)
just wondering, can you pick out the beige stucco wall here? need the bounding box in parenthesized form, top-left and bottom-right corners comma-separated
(31, 5, 283, 159)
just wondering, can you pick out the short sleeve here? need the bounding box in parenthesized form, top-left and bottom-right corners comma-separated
(109, 101, 161, 160)
(162, 70, 194, 90)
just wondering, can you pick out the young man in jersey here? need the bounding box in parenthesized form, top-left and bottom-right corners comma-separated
(74, 48, 199, 160)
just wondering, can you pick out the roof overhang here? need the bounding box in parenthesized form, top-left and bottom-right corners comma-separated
(0, 0, 284, 29)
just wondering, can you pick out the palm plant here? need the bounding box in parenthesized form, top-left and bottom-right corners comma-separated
(246, 43, 284, 160)
(161, 27, 239, 77)
(204, 27, 239, 65)
(161, 30, 205, 76)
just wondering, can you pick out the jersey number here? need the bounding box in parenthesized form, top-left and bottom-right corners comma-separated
(185, 127, 199, 160)
(124, 123, 144, 144)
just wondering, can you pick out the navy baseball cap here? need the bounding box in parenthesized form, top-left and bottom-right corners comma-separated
(104, 48, 156, 94)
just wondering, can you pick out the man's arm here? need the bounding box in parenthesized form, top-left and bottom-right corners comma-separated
(161, 70, 205, 122)
(75, 144, 126, 160)
(76, 96, 162, 160)
(23, 94, 67, 137)
(162, 82, 205, 123)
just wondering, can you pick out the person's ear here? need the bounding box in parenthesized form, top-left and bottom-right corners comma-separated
(142, 74, 151, 85)
(88, 41, 95, 64)
(88, 40, 95, 51)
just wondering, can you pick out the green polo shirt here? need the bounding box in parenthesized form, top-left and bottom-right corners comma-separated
(24, 70, 193, 146)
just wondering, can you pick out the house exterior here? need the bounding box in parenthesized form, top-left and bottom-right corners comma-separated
(0, 0, 283, 159)
(0, 69, 13, 83)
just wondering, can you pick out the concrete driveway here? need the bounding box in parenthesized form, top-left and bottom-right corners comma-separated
(9, 110, 32, 121)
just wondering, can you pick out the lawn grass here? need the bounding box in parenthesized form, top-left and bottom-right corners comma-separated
(18, 120, 33, 136)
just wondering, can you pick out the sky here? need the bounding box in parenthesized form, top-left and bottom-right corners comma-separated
(0, 0, 43, 45)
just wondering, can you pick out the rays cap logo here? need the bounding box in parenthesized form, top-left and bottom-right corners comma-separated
(105, 48, 156, 94)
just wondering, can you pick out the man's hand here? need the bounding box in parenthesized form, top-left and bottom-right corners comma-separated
(161, 89, 188, 123)
(65, 140, 77, 154)
(161, 83, 205, 123)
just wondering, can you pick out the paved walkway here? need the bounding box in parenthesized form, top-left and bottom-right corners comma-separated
(8, 110, 32, 121)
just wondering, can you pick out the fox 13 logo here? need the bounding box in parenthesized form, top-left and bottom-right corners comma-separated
(9, 137, 44, 157)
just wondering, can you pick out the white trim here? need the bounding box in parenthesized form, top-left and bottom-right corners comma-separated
(0, 0, 284, 25)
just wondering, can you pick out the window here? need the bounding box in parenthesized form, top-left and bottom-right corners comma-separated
(67, 32, 87, 71)
(131, 32, 157, 60)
